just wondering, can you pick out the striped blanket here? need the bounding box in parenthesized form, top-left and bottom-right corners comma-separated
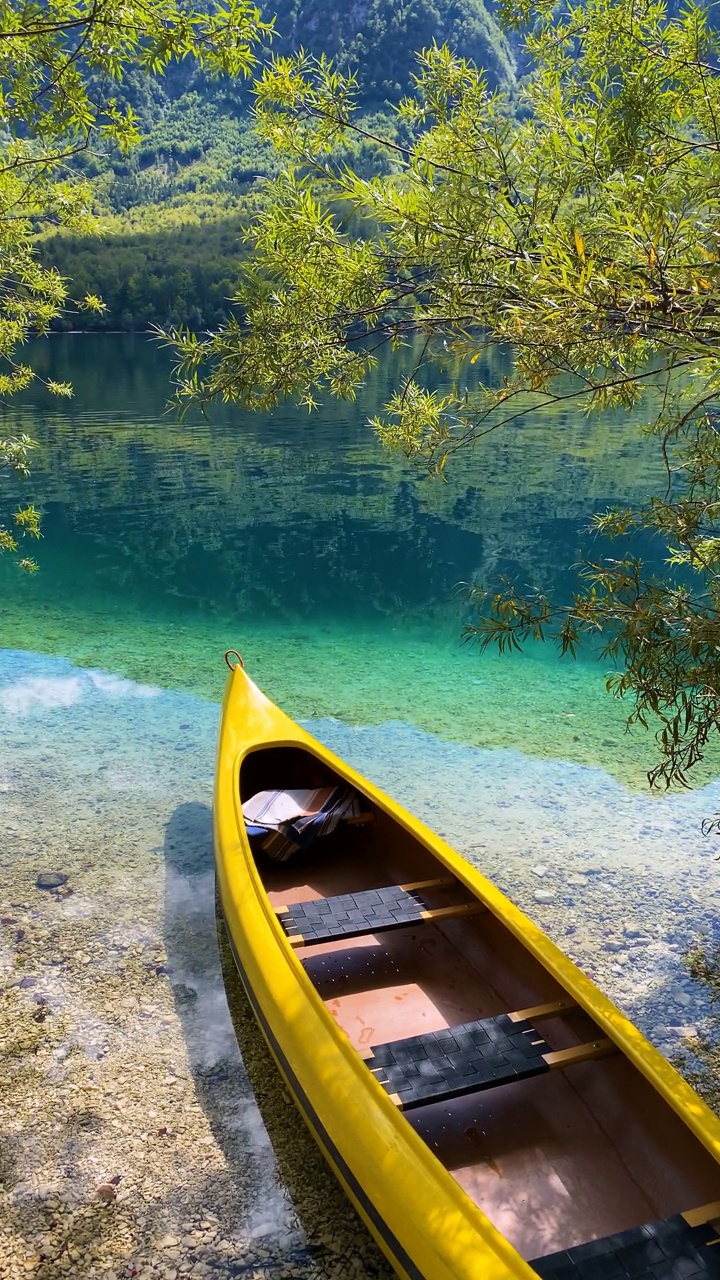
(242, 786, 366, 861)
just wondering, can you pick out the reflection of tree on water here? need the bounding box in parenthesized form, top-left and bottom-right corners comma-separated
(1, 334, 664, 626)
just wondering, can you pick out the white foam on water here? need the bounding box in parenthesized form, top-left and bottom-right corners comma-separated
(87, 671, 160, 699)
(0, 666, 161, 718)
(243, 1184, 298, 1243)
(0, 675, 83, 715)
(233, 1099, 299, 1244)
(180, 976, 240, 1071)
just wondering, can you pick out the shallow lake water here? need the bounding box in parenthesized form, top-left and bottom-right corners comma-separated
(1, 335, 719, 1279)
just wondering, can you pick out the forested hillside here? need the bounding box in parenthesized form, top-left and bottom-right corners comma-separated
(269, 0, 516, 102)
(39, 0, 517, 331)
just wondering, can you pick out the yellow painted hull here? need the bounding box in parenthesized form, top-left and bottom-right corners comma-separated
(214, 663, 720, 1280)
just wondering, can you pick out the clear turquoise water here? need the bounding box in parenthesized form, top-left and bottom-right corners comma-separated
(2, 645, 718, 1041)
(2, 331, 719, 1009)
(1, 335, 719, 1275)
(0, 332, 684, 786)
(2, 334, 660, 628)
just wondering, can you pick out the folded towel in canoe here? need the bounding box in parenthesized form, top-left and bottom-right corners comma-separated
(242, 786, 368, 861)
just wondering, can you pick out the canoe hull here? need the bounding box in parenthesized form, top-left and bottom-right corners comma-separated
(214, 662, 720, 1280)
(214, 666, 541, 1280)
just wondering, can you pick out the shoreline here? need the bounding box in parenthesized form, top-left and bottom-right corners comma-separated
(4, 593, 717, 793)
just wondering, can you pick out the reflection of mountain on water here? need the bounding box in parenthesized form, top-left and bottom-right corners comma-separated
(1, 334, 663, 622)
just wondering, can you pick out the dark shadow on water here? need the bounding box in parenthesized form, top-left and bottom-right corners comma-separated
(163, 799, 214, 877)
(161, 801, 301, 1257)
(161, 800, 392, 1277)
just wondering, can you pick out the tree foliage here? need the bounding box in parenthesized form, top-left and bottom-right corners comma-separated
(169, 0, 720, 789)
(0, 0, 269, 567)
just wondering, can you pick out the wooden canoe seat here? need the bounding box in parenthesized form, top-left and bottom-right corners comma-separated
(531, 1202, 720, 1278)
(276, 877, 484, 948)
(361, 999, 615, 1110)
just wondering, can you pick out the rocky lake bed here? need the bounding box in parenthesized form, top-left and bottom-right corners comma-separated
(2, 650, 720, 1280)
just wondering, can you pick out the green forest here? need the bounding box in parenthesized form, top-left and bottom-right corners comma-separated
(39, 0, 518, 331)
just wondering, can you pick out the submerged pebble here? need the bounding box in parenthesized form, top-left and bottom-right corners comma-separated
(35, 872, 68, 891)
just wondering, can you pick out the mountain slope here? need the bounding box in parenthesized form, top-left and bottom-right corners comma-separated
(270, 0, 516, 99)
(40, 0, 517, 331)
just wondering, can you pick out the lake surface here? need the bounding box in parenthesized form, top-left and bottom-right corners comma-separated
(3, 333, 659, 628)
(0, 331, 678, 783)
(1, 335, 719, 1278)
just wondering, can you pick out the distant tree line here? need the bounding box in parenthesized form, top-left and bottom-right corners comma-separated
(40, 215, 248, 332)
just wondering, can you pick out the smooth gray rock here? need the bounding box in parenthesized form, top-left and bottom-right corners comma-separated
(35, 873, 68, 891)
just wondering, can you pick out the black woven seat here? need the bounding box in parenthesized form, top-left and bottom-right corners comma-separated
(277, 879, 480, 948)
(531, 1213, 720, 1279)
(364, 1013, 552, 1109)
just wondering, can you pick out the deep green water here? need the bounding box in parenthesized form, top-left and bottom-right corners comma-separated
(0, 331, 684, 785)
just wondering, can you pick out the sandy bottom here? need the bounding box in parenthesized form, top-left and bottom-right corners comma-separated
(1, 650, 719, 1280)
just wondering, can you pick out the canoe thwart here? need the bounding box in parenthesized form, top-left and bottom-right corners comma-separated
(362, 997, 578, 1061)
(276, 881, 479, 948)
(542, 1039, 615, 1068)
(531, 1211, 720, 1278)
(366, 1013, 553, 1110)
(277, 877, 454, 927)
(508, 997, 577, 1022)
(399, 877, 456, 892)
(683, 1201, 720, 1229)
(365, 1012, 617, 1110)
(420, 903, 485, 924)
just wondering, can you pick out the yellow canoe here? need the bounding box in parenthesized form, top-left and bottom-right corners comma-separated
(215, 656, 720, 1280)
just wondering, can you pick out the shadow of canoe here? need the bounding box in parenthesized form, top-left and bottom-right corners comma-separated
(162, 799, 392, 1278)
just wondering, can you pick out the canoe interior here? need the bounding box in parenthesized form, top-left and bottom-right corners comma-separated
(239, 745, 720, 1262)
